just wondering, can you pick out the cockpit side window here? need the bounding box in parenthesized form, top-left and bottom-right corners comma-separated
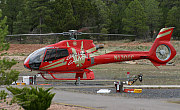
(56, 49, 69, 59)
(44, 48, 69, 62)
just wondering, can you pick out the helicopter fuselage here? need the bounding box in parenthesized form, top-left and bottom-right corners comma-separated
(23, 27, 177, 80)
(24, 39, 150, 72)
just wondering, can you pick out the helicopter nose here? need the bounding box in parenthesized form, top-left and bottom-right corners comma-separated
(24, 58, 31, 70)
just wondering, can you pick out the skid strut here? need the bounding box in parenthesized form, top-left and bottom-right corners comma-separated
(38, 69, 95, 81)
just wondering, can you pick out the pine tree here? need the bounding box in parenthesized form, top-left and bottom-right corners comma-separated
(144, 0, 163, 38)
(122, 0, 148, 39)
(3, 0, 25, 34)
(49, 0, 75, 32)
(166, 6, 180, 40)
(0, 0, 7, 13)
(157, 0, 177, 27)
(25, 0, 52, 33)
(0, 9, 8, 51)
(92, 0, 111, 32)
(0, 9, 19, 85)
(13, 11, 30, 34)
(109, 0, 127, 33)
(70, 0, 98, 30)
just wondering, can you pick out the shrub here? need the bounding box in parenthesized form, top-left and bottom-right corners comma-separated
(6, 86, 55, 110)
(0, 90, 8, 100)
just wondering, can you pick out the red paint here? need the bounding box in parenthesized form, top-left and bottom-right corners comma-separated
(24, 27, 177, 80)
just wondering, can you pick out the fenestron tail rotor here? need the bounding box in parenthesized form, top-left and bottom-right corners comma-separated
(156, 44, 171, 61)
(149, 27, 176, 67)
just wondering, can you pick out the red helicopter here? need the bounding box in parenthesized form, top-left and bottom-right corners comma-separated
(10, 27, 177, 81)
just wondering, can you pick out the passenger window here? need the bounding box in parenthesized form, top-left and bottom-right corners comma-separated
(44, 48, 69, 62)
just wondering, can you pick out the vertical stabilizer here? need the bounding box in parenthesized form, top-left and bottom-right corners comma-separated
(149, 27, 176, 66)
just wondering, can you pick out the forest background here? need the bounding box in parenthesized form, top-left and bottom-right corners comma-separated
(0, 0, 180, 42)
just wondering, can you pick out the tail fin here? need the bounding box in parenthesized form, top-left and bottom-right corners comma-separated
(149, 27, 176, 66)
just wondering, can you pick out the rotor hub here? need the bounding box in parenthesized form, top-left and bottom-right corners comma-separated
(69, 30, 77, 34)
(159, 50, 166, 55)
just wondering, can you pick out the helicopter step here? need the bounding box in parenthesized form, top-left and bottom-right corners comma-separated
(38, 69, 95, 80)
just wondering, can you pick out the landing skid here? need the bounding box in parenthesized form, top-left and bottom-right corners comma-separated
(38, 69, 95, 82)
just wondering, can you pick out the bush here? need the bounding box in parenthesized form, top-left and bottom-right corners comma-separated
(0, 90, 8, 100)
(0, 59, 20, 85)
(6, 86, 55, 110)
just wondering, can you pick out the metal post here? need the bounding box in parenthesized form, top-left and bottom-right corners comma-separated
(75, 77, 81, 86)
(78, 77, 80, 86)
(34, 75, 36, 85)
(119, 82, 124, 93)
(127, 72, 130, 81)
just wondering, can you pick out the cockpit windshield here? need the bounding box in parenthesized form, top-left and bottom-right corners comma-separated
(25, 47, 47, 64)
(24, 47, 69, 70)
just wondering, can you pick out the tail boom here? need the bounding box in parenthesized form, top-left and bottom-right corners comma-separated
(91, 27, 176, 67)
(92, 51, 149, 65)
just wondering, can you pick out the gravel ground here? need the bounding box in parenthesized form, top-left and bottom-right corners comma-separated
(35, 81, 180, 99)
(61, 88, 180, 99)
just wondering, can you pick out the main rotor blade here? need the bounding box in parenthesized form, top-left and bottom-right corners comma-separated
(7, 31, 136, 37)
(7, 33, 64, 36)
(82, 33, 136, 36)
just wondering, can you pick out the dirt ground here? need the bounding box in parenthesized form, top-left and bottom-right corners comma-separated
(1, 41, 154, 56)
(0, 98, 90, 110)
(1, 44, 47, 56)
(2, 40, 179, 55)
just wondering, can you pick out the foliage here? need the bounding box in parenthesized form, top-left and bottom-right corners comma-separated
(0, 9, 20, 85)
(0, 59, 19, 86)
(108, 1, 126, 33)
(166, 6, 180, 39)
(0, 90, 8, 100)
(144, 0, 163, 38)
(6, 86, 56, 110)
(49, 0, 76, 32)
(92, 0, 111, 31)
(157, 0, 178, 27)
(13, 11, 30, 34)
(0, 9, 9, 51)
(122, 0, 148, 39)
(1, 0, 25, 34)
(0, 68, 19, 85)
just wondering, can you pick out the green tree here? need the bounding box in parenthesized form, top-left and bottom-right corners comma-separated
(157, 0, 178, 27)
(122, 0, 148, 39)
(13, 11, 30, 34)
(25, 0, 52, 33)
(0, 0, 7, 13)
(0, 9, 9, 51)
(7, 86, 55, 110)
(3, 0, 25, 34)
(49, 0, 76, 32)
(92, 0, 111, 32)
(70, 0, 98, 30)
(109, 0, 127, 33)
(0, 9, 19, 85)
(166, 6, 180, 39)
(144, 0, 163, 38)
